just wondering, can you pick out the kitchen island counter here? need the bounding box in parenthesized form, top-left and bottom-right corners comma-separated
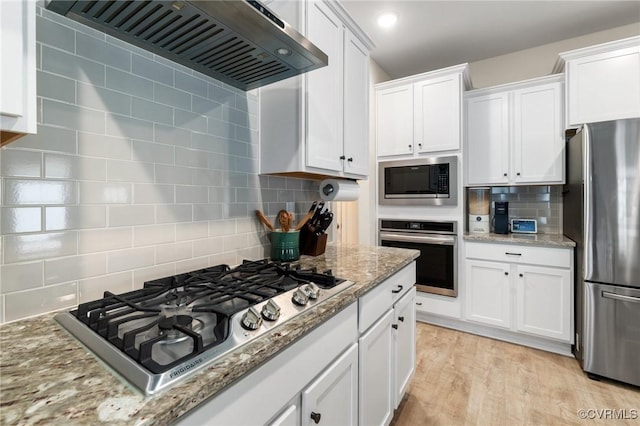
(0, 244, 418, 426)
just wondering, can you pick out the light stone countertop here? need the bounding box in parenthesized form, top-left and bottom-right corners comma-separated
(0, 244, 419, 426)
(463, 232, 576, 248)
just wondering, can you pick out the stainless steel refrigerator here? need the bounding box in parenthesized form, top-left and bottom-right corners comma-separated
(563, 118, 640, 386)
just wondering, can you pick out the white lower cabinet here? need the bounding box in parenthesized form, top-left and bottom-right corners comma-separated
(302, 343, 358, 426)
(359, 309, 394, 426)
(358, 262, 417, 426)
(465, 242, 573, 343)
(270, 403, 301, 426)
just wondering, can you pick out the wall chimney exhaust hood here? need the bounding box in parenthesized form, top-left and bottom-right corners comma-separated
(45, 0, 328, 91)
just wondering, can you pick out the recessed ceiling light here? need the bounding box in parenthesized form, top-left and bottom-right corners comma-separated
(377, 13, 397, 29)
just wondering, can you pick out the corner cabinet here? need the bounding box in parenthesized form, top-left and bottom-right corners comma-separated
(0, 0, 36, 146)
(259, 0, 373, 179)
(376, 64, 471, 158)
(465, 242, 573, 343)
(465, 75, 565, 186)
(555, 36, 640, 127)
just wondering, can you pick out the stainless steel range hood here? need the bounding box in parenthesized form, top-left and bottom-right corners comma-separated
(45, 0, 328, 91)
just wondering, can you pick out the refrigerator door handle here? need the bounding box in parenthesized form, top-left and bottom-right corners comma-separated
(583, 124, 593, 280)
(602, 291, 640, 304)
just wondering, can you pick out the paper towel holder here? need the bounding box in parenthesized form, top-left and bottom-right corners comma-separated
(321, 183, 335, 196)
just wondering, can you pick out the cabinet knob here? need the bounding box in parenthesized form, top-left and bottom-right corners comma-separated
(418, 143, 422, 148)
(416, 302, 423, 306)
(392, 324, 398, 330)
(339, 155, 346, 160)
(398, 316, 405, 322)
(391, 285, 403, 294)
(310, 412, 321, 424)
(503, 173, 508, 177)
(516, 172, 521, 176)
(504, 271, 509, 276)
(408, 144, 412, 150)
(519, 273, 523, 277)
(347, 157, 353, 162)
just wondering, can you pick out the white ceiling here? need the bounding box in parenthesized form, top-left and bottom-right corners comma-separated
(340, 1, 640, 79)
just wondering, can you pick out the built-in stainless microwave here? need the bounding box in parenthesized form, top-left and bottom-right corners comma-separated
(378, 156, 457, 205)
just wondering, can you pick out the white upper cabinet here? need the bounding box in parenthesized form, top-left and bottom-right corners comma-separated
(465, 75, 565, 186)
(259, 0, 373, 179)
(376, 64, 471, 158)
(1, 0, 36, 146)
(556, 36, 640, 127)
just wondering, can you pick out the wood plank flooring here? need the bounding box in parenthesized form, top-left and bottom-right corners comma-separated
(391, 323, 640, 426)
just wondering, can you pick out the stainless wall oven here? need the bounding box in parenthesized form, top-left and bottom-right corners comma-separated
(379, 219, 457, 297)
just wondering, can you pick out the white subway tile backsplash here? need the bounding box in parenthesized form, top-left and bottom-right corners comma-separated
(0, 6, 322, 323)
(1, 149, 43, 178)
(133, 183, 174, 204)
(106, 113, 154, 142)
(43, 99, 105, 134)
(4, 282, 78, 323)
(79, 182, 132, 204)
(2, 232, 78, 263)
(45, 206, 107, 231)
(1, 261, 44, 293)
(78, 271, 133, 303)
(134, 224, 175, 247)
(108, 205, 155, 227)
(3, 179, 76, 205)
(156, 204, 192, 224)
(107, 246, 155, 274)
(44, 253, 106, 285)
(78, 228, 132, 254)
(76, 82, 131, 116)
(10, 125, 77, 154)
(1, 207, 42, 234)
(78, 132, 132, 160)
(106, 67, 153, 99)
(156, 241, 192, 264)
(44, 153, 106, 180)
(76, 32, 131, 72)
(176, 221, 208, 241)
(106, 159, 155, 183)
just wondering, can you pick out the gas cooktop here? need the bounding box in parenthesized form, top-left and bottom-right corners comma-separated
(55, 259, 353, 395)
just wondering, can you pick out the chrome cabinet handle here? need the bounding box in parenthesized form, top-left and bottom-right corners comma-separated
(392, 285, 403, 294)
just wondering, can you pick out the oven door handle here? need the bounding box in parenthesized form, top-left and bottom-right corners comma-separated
(379, 232, 456, 246)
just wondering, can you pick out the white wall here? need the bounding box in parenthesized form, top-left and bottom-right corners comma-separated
(469, 22, 640, 88)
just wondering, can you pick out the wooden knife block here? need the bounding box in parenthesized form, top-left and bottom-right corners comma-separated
(300, 227, 327, 256)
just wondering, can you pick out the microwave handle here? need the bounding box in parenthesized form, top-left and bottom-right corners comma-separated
(379, 232, 456, 246)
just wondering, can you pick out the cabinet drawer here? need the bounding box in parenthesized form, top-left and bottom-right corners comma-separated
(359, 263, 416, 333)
(466, 242, 570, 268)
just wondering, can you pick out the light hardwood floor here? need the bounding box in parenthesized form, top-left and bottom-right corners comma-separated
(391, 322, 640, 425)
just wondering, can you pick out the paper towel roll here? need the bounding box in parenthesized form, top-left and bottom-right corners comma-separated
(319, 179, 359, 201)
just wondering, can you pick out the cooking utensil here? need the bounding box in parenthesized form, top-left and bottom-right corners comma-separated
(295, 209, 315, 231)
(255, 210, 275, 231)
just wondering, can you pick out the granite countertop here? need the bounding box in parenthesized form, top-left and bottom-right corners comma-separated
(463, 232, 576, 248)
(0, 244, 419, 426)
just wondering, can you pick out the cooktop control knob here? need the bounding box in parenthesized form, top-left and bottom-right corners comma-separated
(292, 288, 309, 306)
(301, 282, 320, 300)
(261, 299, 281, 321)
(241, 307, 263, 330)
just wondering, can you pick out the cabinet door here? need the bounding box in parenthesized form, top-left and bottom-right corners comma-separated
(465, 93, 510, 185)
(376, 85, 413, 157)
(513, 82, 564, 184)
(566, 45, 640, 126)
(414, 74, 462, 153)
(465, 260, 512, 328)
(306, 1, 343, 172)
(302, 343, 358, 426)
(270, 402, 301, 426)
(515, 265, 572, 342)
(359, 309, 394, 426)
(343, 29, 369, 177)
(393, 287, 416, 409)
(0, 0, 36, 142)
